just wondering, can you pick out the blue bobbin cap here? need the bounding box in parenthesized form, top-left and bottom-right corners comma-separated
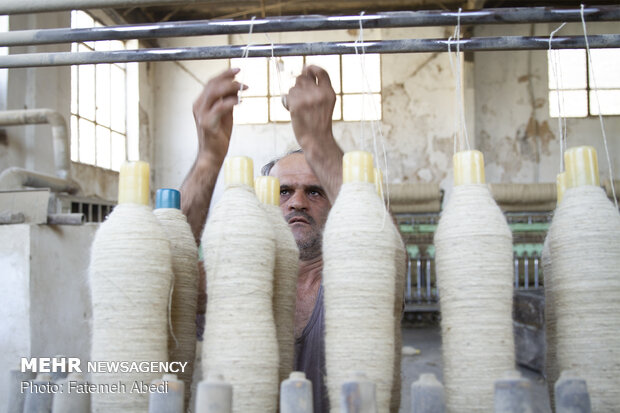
(156, 188, 181, 209)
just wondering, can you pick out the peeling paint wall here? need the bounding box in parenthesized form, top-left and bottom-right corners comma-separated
(151, 26, 462, 206)
(475, 22, 620, 185)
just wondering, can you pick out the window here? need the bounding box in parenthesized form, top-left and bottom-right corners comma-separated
(548, 48, 620, 118)
(70, 11, 129, 171)
(232, 54, 381, 124)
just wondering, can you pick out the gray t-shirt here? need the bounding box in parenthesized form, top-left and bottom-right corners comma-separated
(294, 284, 328, 413)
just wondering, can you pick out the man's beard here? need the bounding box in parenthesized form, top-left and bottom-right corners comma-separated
(286, 211, 323, 261)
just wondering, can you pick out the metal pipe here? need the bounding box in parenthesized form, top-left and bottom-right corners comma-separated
(2, 34, 619, 68)
(0, 167, 79, 193)
(0, 0, 204, 15)
(2, 6, 619, 47)
(47, 213, 85, 225)
(0, 211, 25, 224)
(0, 109, 70, 179)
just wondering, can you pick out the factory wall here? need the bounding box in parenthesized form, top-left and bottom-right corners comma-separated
(151, 22, 619, 208)
(474, 22, 620, 185)
(151, 26, 462, 206)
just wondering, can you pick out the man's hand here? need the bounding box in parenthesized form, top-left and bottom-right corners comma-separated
(192, 67, 246, 166)
(181, 68, 246, 244)
(287, 65, 337, 155)
(287, 65, 343, 203)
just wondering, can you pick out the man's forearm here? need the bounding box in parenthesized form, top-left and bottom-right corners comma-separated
(304, 135, 344, 204)
(181, 155, 222, 245)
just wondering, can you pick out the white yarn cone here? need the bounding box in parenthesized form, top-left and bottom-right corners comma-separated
(89, 162, 173, 413)
(548, 146, 620, 412)
(549, 186, 620, 411)
(391, 227, 406, 413)
(256, 176, 299, 385)
(543, 172, 566, 407)
(324, 151, 396, 413)
(201, 157, 278, 413)
(376, 168, 407, 413)
(154, 203, 199, 409)
(434, 151, 515, 412)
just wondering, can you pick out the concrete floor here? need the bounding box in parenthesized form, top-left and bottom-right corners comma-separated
(399, 325, 552, 413)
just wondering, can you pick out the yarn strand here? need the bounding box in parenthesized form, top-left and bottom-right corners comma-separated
(580, 4, 618, 210)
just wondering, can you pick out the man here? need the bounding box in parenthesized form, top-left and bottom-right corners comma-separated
(181, 65, 343, 412)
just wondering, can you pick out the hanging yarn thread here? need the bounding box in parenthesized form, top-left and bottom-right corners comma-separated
(375, 168, 407, 413)
(434, 150, 515, 412)
(89, 161, 173, 412)
(579, 5, 618, 209)
(323, 151, 396, 413)
(255, 176, 299, 386)
(548, 146, 620, 412)
(153, 188, 199, 410)
(201, 156, 279, 413)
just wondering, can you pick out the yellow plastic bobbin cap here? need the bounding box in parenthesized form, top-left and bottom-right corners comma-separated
(374, 168, 384, 197)
(343, 151, 375, 184)
(453, 150, 486, 186)
(224, 156, 254, 188)
(564, 146, 599, 188)
(255, 176, 280, 206)
(118, 161, 150, 206)
(556, 172, 568, 205)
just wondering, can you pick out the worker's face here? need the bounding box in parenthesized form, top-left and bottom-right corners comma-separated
(269, 153, 331, 261)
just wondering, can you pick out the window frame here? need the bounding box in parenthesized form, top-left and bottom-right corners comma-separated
(548, 48, 620, 118)
(70, 10, 129, 171)
(230, 54, 382, 124)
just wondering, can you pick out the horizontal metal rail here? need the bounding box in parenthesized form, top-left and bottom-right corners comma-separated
(0, 0, 202, 15)
(1, 34, 619, 68)
(1, 6, 619, 47)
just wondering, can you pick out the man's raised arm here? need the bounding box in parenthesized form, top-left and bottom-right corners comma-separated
(287, 65, 344, 204)
(181, 68, 246, 244)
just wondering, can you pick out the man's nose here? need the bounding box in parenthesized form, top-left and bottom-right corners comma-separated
(287, 190, 309, 211)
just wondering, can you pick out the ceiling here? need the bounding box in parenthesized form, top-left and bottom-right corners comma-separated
(113, 0, 619, 24)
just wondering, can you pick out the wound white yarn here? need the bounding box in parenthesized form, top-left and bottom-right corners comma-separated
(548, 185, 620, 412)
(261, 203, 299, 385)
(541, 236, 559, 407)
(154, 208, 199, 409)
(391, 226, 407, 413)
(89, 204, 173, 412)
(323, 182, 396, 413)
(201, 185, 279, 413)
(434, 184, 515, 412)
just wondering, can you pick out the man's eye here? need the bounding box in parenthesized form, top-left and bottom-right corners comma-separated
(280, 189, 290, 196)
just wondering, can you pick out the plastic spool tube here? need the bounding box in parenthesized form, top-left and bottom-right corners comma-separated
(434, 150, 515, 412)
(542, 171, 567, 406)
(493, 370, 534, 413)
(23, 373, 54, 413)
(51, 373, 89, 413)
(375, 167, 407, 413)
(280, 371, 313, 413)
(340, 372, 378, 413)
(7, 369, 35, 413)
(89, 161, 173, 412)
(195, 373, 233, 413)
(554, 371, 591, 413)
(148, 373, 184, 413)
(255, 176, 299, 385)
(324, 151, 396, 413)
(201, 156, 278, 413)
(154, 188, 199, 409)
(410, 373, 446, 413)
(548, 146, 620, 412)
